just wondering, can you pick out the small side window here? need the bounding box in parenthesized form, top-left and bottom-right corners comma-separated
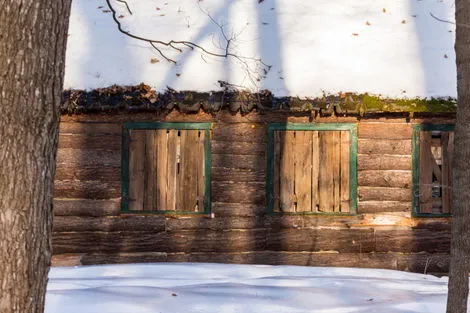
(122, 123, 211, 214)
(413, 124, 454, 216)
(267, 123, 357, 215)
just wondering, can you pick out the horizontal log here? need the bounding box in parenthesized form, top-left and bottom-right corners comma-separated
(54, 180, 121, 199)
(211, 202, 265, 217)
(58, 134, 121, 150)
(358, 170, 411, 188)
(57, 148, 120, 166)
(358, 123, 412, 139)
(165, 217, 264, 231)
(52, 230, 267, 254)
(51, 251, 449, 274)
(266, 228, 375, 253)
(374, 229, 450, 253)
(212, 167, 265, 182)
(53, 216, 166, 232)
(53, 199, 121, 217)
(358, 139, 411, 155)
(60, 122, 121, 135)
(358, 154, 411, 170)
(212, 154, 265, 171)
(212, 123, 267, 142)
(212, 140, 266, 155)
(212, 181, 265, 204)
(358, 187, 411, 202)
(358, 201, 411, 213)
(55, 166, 120, 182)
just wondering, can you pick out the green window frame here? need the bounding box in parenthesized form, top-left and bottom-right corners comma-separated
(266, 123, 358, 215)
(121, 122, 212, 214)
(412, 124, 454, 217)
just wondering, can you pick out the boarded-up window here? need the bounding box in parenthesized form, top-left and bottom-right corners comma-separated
(417, 129, 454, 215)
(123, 124, 210, 213)
(269, 125, 357, 214)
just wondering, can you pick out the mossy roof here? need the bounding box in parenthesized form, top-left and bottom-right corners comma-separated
(61, 84, 457, 116)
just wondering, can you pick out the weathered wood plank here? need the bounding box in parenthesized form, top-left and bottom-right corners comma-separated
(212, 154, 265, 172)
(441, 132, 453, 213)
(319, 132, 335, 212)
(156, 129, 168, 211)
(55, 166, 120, 182)
(129, 130, 145, 210)
(357, 200, 411, 213)
(52, 230, 267, 254)
(358, 187, 411, 202)
(419, 132, 433, 213)
(212, 182, 265, 204)
(52, 251, 450, 275)
(166, 130, 178, 211)
(211, 168, 265, 182)
(56, 148, 120, 166)
(197, 131, 206, 212)
(176, 130, 186, 211)
(374, 229, 450, 253)
(58, 134, 121, 150)
(144, 131, 157, 210)
(183, 130, 199, 212)
(279, 131, 296, 212)
(211, 140, 265, 155)
(59, 122, 122, 135)
(212, 123, 266, 142)
(53, 199, 121, 217)
(358, 139, 412, 155)
(295, 131, 312, 212)
(273, 131, 281, 212)
(266, 228, 375, 253)
(165, 217, 264, 231)
(211, 202, 265, 217)
(358, 170, 412, 188)
(358, 155, 411, 170)
(311, 131, 320, 211)
(332, 131, 341, 212)
(54, 180, 120, 199)
(53, 216, 166, 232)
(340, 131, 351, 212)
(358, 123, 412, 139)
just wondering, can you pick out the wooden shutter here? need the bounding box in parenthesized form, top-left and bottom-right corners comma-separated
(419, 130, 454, 214)
(128, 129, 206, 212)
(273, 130, 351, 213)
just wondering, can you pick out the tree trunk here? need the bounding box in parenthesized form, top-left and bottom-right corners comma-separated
(0, 1, 71, 312)
(447, 1, 470, 312)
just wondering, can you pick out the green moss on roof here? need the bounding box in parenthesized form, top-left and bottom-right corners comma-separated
(60, 84, 457, 115)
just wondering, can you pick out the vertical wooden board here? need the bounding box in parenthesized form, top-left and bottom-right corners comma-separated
(129, 130, 145, 211)
(331, 132, 341, 212)
(175, 130, 186, 211)
(279, 131, 296, 212)
(182, 130, 199, 212)
(294, 131, 312, 212)
(340, 131, 351, 213)
(319, 132, 335, 212)
(448, 132, 454, 212)
(419, 131, 434, 213)
(273, 131, 281, 212)
(156, 129, 168, 211)
(143, 131, 157, 210)
(311, 131, 320, 212)
(196, 131, 206, 212)
(166, 130, 178, 211)
(441, 132, 453, 214)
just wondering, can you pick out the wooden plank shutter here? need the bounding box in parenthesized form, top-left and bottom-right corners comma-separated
(129, 128, 206, 212)
(273, 129, 351, 213)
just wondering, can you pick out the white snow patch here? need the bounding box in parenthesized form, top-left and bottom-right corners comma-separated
(45, 263, 455, 313)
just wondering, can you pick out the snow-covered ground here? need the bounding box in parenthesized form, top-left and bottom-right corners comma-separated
(65, 0, 456, 98)
(46, 263, 451, 313)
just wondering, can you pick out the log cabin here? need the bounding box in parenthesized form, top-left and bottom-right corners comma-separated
(52, 86, 456, 276)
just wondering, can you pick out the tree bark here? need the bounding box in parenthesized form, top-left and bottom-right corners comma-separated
(447, 1, 470, 312)
(0, 1, 71, 312)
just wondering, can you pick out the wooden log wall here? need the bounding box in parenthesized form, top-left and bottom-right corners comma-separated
(52, 113, 453, 275)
